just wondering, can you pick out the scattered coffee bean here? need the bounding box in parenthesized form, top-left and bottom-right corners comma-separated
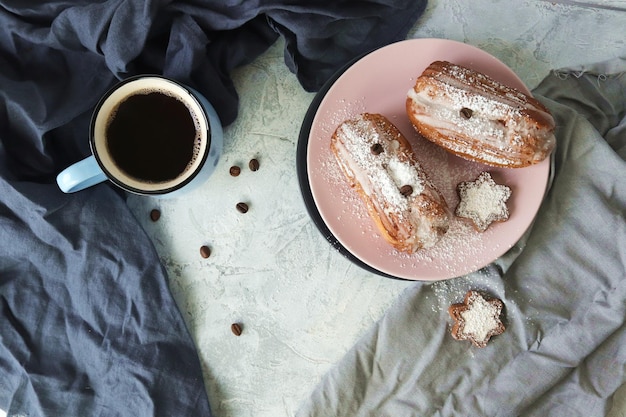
(150, 209, 161, 222)
(400, 185, 413, 197)
(231, 323, 243, 336)
(370, 143, 384, 155)
(248, 158, 260, 171)
(229, 165, 241, 177)
(460, 107, 473, 119)
(200, 245, 211, 259)
(236, 202, 249, 213)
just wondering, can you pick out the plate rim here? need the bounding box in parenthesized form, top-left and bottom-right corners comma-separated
(296, 49, 400, 280)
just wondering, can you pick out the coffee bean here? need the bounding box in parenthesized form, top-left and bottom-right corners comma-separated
(370, 143, 384, 155)
(236, 202, 249, 213)
(200, 245, 211, 259)
(460, 107, 473, 119)
(248, 158, 260, 171)
(150, 209, 161, 222)
(400, 185, 413, 197)
(229, 165, 241, 177)
(231, 323, 242, 336)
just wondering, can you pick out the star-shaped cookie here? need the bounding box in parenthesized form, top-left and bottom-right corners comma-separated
(455, 171, 512, 232)
(448, 290, 505, 348)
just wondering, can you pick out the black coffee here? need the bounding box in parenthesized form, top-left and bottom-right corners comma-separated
(106, 91, 198, 182)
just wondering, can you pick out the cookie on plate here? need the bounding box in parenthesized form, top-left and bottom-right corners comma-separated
(455, 171, 511, 232)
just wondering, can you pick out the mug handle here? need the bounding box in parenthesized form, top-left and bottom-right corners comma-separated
(56, 156, 108, 193)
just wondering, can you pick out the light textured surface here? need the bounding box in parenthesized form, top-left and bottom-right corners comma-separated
(126, 1, 626, 416)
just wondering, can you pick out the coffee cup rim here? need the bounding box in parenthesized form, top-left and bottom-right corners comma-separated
(90, 74, 211, 195)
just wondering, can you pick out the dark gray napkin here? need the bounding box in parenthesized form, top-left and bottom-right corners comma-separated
(0, 182, 212, 415)
(0, 1, 427, 415)
(296, 57, 626, 417)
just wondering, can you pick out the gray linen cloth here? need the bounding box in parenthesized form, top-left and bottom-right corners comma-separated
(296, 57, 626, 416)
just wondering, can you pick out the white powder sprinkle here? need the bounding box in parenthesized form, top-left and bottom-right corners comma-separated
(460, 295, 500, 342)
(456, 172, 511, 232)
(461, 182, 507, 222)
(334, 114, 428, 218)
(406, 61, 555, 167)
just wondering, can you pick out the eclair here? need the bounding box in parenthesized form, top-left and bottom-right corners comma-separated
(330, 113, 450, 253)
(406, 61, 556, 168)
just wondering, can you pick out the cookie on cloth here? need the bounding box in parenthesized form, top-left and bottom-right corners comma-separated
(455, 171, 511, 232)
(448, 290, 505, 348)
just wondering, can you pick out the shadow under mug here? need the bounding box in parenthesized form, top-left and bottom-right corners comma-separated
(56, 75, 223, 197)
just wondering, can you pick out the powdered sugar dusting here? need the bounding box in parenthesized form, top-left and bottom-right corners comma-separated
(460, 295, 500, 342)
(456, 172, 512, 232)
(333, 115, 426, 215)
(314, 111, 505, 278)
(318, 97, 367, 138)
(393, 217, 486, 271)
(448, 290, 505, 347)
(407, 61, 556, 167)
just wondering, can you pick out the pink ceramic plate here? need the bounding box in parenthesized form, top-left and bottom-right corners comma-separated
(307, 38, 550, 281)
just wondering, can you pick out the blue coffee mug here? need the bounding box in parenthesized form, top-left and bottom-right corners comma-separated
(56, 75, 223, 197)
